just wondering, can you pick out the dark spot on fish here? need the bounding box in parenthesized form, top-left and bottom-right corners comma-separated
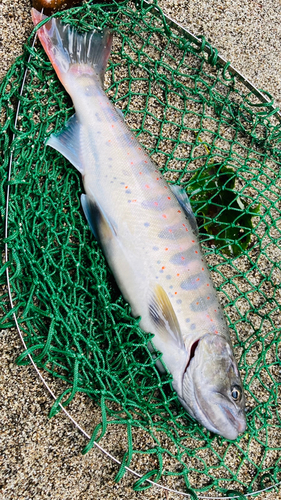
(159, 270, 164, 273)
(144, 222, 150, 227)
(157, 260, 161, 264)
(126, 190, 131, 194)
(170, 247, 198, 266)
(108, 157, 112, 160)
(176, 299, 182, 304)
(166, 275, 171, 280)
(159, 225, 184, 239)
(169, 285, 173, 289)
(186, 318, 190, 323)
(108, 165, 112, 168)
(190, 295, 214, 312)
(142, 194, 176, 211)
(120, 132, 134, 144)
(128, 200, 131, 203)
(180, 272, 207, 290)
(95, 112, 102, 121)
(190, 323, 196, 330)
(153, 247, 159, 251)
(120, 182, 125, 185)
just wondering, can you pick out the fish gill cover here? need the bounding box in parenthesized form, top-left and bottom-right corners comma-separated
(0, 0, 281, 497)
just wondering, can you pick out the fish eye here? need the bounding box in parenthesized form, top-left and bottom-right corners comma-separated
(231, 385, 241, 402)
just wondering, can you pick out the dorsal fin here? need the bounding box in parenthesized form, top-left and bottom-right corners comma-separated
(170, 184, 199, 235)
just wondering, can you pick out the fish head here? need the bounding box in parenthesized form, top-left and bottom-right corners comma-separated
(178, 333, 246, 440)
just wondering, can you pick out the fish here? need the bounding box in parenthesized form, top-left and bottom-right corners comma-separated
(32, 9, 246, 440)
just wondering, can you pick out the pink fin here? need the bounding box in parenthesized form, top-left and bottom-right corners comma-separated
(31, 8, 113, 86)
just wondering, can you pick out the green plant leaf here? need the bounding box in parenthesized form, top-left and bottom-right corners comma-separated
(186, 163, 260, 257)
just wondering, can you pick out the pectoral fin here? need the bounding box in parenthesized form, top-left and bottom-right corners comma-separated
(170, 184, 199, 235)
(149, 284, 184, 350)
(81, 194, 117, 243)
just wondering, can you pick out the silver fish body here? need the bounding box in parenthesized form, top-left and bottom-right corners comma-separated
(32, 9, 246, 439)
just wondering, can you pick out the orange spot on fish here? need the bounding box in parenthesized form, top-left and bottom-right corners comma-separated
(169, 229, 172, 233)
(164, 186, 168, 189)
(168, 196, 171, 200)
(138, 147, 141, 150)
(196, 278, 200, 281)
(182, 224, 185, 227)
(145, 161, 148, 163)
(131, 162, 134, 165)
(112, 125, 114, 128)
(145, 184, 150, 189)
(156, 177, 159, 181)
(195, 251, 198, 254)
(202, 267, 204, 271)
(181, 256, 185, 261)
(177, 273, 180, 276)
(192, 240, 195, 243)
(125, 186, 128, 189)
(196, 302, 199, 305)
(162, 266, 165, 270)
(139, 172, 142, 175)
(162, 214, 167, 218)
(132, 199, 137, 202)
(178, 210, 181, 213)
(207, 297, 210, 300)
(214, 309, 217, 312)
(207, 284, 209, 287)
(215, 330, 218, 334)
(165, 248, 169, 251)
(175, 292, 178, 295)
(154, 202, 158, 206)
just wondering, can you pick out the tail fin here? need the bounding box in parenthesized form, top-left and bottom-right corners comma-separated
(31, 9, 113, 87)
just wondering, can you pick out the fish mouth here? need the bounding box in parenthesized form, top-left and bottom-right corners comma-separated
(220, 403, 246, 435)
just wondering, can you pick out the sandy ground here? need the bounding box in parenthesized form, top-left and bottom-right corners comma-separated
(1, 1, 281, 499)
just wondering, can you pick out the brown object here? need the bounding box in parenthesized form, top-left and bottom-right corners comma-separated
(32, 0, 82, 15)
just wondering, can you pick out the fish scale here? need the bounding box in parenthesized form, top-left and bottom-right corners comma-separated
(33, 9, 246, 439)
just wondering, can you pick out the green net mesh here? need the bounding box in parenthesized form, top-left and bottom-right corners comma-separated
(1, 1, 281, 497)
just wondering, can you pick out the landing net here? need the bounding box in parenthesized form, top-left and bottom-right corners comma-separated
(1, 1, 281, 497)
